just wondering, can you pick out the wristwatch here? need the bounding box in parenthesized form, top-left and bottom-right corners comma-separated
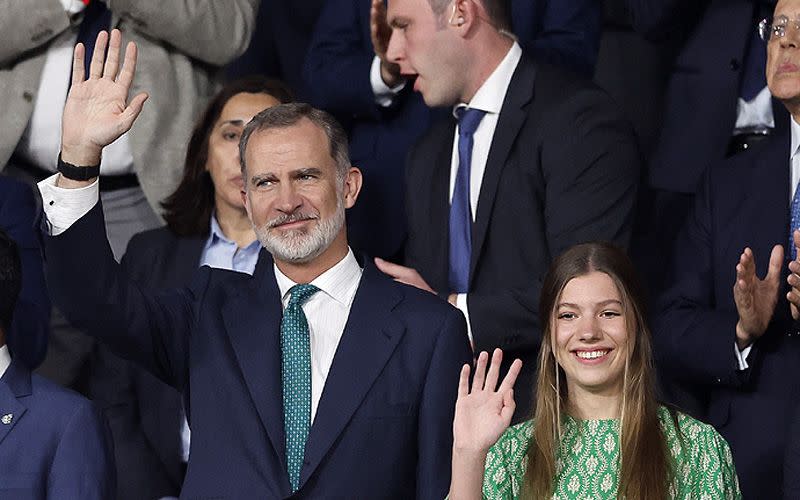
(57, 153, 100, 181)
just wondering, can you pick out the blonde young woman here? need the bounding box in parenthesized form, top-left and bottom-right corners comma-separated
(449, 242, 742, 499)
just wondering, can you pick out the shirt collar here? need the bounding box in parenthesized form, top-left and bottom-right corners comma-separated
(791, 116, 800, 159)
(0, 345, 10, 379)
(452, 41, 522, 118)
(206, 213, 260, 251)
(273, 247, 362, 307)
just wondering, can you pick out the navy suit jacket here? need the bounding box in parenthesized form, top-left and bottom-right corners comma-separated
(628, 0, 783, 195)
(404, 56, 640, 421)
(0, 176, 49, 370)
(655, 128, 800, 499)
(303, 0, 602, 260)
(88, 227, 205, 499)
(0, 359, 114, 499)
(46, 204, 472, 498)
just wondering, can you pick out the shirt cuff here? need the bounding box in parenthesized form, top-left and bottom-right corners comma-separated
(454, 293, 473, 344)
(61, 0, 87, 15)
(734, 342, 753, 371)
(370, 56, 405, 107)
(38, 173, 99, 235)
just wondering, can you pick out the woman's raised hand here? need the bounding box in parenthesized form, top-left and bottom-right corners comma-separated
(453, 348, 522, 454)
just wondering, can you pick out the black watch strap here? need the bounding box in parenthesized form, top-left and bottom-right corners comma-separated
(57, 153, 100, 181)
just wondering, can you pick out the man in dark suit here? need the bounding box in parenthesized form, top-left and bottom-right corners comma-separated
(42, 30, 471, 498)
(656, 1, 800, 496)
(0, 228, 114, 499)
(303, 0, 603, 260)
(375, 0, 640, 419)
(0, 176, 49, 370)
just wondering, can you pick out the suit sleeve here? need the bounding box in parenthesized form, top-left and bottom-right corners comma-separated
(416, 307, 472, 499)
(45, 202, 199, 389)
(785, 401, 800, 498)
(0, 181, 50, 370)
(109, 0, 259, 66)
(303, 0, 387, 119)
(468, 87, 641, 354)
(0, 0, 70, 67)
(653, 167, 745, 387)
(521, 0, 602, 77)
(47, 399, 115, 500)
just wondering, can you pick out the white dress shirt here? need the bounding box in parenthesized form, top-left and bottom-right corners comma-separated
(15, 0, 134, 176)
(274, 249, 363, 422)
(370, 56, 406, 107)
(447, 42, 522, 342)
(0, 345, 10, 379)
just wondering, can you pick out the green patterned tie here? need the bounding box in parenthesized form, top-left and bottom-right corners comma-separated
(281, 283, 319, 492)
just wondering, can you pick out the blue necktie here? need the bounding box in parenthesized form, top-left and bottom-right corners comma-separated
(281, 284, 319, 492)
(77, 1, 112, 77)
(791, 183, 800, 260)
(449, 107, 486, 293)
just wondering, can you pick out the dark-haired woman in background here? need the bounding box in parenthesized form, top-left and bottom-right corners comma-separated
(87, 77, 291, 500)
(448, 242, 741, 499)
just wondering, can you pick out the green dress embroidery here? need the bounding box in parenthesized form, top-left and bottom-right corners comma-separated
(482, 406, 741, 499)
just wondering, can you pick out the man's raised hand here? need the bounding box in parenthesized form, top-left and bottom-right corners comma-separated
(733, 245, 783, 349)
(61, 29, 148, 168)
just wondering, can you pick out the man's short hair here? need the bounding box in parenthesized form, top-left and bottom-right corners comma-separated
(0, 228, 22, 332)
(238, 103, 350, 183)
(428, 0, 511, 31)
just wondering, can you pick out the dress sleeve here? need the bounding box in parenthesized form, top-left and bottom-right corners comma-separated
(481, 423, 531, 499)
(681, 418, 742, 499)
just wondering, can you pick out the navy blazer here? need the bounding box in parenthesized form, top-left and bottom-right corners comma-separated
(404, 56, 640, 421)
(87, 227, 206, 499)
(655, 128, 800, 499)
(46, 204, 472, 498)
(0, 176, 49, 370)
(0, 359, 114, 499)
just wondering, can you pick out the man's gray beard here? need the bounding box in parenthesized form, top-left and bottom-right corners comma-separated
(255, 200, 345, 264)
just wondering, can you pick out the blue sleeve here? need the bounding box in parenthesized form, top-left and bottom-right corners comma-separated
(514, 0, 602, 77)
(303, 0, 381, 119)
(0, 179, 50, 369)
(416, 308, 472, 499)
(47, 400, 115, 499)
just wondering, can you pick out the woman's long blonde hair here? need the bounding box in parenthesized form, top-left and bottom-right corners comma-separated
(523, 242, 671, 499)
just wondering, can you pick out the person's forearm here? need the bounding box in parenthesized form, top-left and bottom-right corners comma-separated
(448, 448, 486, 500)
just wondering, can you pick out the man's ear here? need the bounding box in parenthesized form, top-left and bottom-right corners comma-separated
(449, 0, 476, 32)
(343, 166, 363, 209)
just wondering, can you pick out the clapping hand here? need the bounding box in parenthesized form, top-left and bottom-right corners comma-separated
(61, 29, 148, 169)
(733, 245, 783, 349)
(788, 230, 800, 320)
(453, 349, 522, 454)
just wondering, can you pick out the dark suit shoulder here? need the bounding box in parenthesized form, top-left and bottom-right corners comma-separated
(27, 372, 102, 423)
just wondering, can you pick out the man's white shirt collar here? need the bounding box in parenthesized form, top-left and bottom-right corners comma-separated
(274, 248, 362, 308)
(0, 345, 11, 379)
(452, 41, 522, 118)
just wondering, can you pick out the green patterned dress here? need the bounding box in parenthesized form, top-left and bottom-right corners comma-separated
(481, 406, 741, 499)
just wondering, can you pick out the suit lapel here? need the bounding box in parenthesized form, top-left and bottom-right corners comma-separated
(431, 120, 457, 287)
(746, 131, 792, 264)
(470, 57, 536, 283)
(299, 263, 405, 487)
(0, 362, 30, 446)
(222, 251, 287, 473)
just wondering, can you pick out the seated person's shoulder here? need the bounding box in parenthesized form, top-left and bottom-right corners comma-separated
(657, 405, 733, 459)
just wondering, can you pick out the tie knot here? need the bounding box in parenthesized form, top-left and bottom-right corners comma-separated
(288, 284, 319, 307)
(456, 107, 486, 138)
